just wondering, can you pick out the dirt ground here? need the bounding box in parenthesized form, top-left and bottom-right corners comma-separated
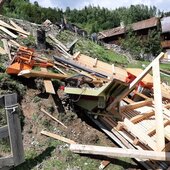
(13, 86, 140, 170)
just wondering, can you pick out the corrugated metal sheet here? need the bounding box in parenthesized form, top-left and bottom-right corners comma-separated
(161, 16, 170, 33)
(98, 17, 158, 39)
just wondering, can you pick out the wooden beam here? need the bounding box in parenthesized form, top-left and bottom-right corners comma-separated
(120, 99, 153, 112)
(152, 61, 165, 151)
(9, 39, 21, 47)
(123, 118, 157, 150)
(40, 68, 55, 94)
(41, 130, 76, 144)
(70, 144, 170, 161)
(73, 51, 80, 59)
(2, 39, 12, 60)
(147, 120, 170, 136)
(40, 108, 67, 128)
(106, 52, 165, 111)
(0, 125, 8, 139)
(9, 20, 30, 36)
(130, 111, 154, 124)
(0, 26, 17, 38)
(0, 46, 6, 55)
(134, 91, 150, 100)
(0, 20, 29, 35)
(18, 70, 68, 80)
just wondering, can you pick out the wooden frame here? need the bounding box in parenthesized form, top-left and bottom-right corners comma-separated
(107, 53, 166, 151)
(0, 94, 24, 169)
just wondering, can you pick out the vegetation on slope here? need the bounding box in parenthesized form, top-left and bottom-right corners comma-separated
(2, 0, 163, 33)
(56, 30, 128, 65)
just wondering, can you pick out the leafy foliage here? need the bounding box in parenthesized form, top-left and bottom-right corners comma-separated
(121, 29, 162, 59)
(2, 1, 162, 33)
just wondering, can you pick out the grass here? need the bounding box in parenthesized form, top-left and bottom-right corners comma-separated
(56, 30, 128, 65)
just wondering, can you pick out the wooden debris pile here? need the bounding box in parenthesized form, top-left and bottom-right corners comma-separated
(1, 16, 170, 170)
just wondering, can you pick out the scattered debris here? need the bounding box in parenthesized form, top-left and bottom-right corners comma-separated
(1, 14, 170, 170)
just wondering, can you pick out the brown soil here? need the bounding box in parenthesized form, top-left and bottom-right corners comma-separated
(21, 88, 113, 149)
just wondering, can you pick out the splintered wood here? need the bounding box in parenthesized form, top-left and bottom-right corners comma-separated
(78, 53, 170, 169)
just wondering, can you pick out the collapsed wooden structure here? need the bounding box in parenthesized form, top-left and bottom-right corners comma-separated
(1, 16, 170, 169)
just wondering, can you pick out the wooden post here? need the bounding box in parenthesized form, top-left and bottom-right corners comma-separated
(152, 61, 165, 151)
(0, 125, 8, 139)
(5, 94, 24, 166)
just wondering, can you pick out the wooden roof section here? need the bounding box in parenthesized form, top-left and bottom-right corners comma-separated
(98, 17, 159, 39)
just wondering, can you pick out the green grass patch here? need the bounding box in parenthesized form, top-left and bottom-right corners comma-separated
(56, 31, 128, 65)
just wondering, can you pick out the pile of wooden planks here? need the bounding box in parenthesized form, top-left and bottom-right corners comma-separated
(66, 52, 170, 169)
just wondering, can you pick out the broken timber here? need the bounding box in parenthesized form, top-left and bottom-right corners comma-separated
(18, 69, 68, 79)
(70, 144, 170, 161)
(41, 130, 76, 144)
(40, 67, 55, 94)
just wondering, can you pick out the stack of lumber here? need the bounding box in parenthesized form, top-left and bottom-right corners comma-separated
(0, 19, 30, 56)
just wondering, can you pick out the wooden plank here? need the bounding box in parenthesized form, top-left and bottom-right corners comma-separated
(123, 118, 157, 150)
(147, 120, 170, 136)
(53, 65, 67, 75)
(152, 61, 165, 151)
(106, 52, 165, 111)
(0, 26, 17, 38)
(18, 70, 68, 79)
(0, 20, 29, 35)
(9, 40, 21, 47)
(5, 94, 24, 166)
(0, 156, 14, 168)
(48, 34, 72, 58)
(87, 115, 154, 169)
(70, 144, 170, 161)
(120, 99, 153, 112)
(130, 111, 154, 124)
(40, 68, 55, 94)
(40, 108, 67, 128)
(0, 46, 6, 55)
(41, 130, 76, 144)
(48, 34, 68, 51)
(122, 97, 134, 104)
(9, 20, 30, 36)
(0, 125, 8, 139)
(2, 39, 12, 60)
(134, 91, 150, 100)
